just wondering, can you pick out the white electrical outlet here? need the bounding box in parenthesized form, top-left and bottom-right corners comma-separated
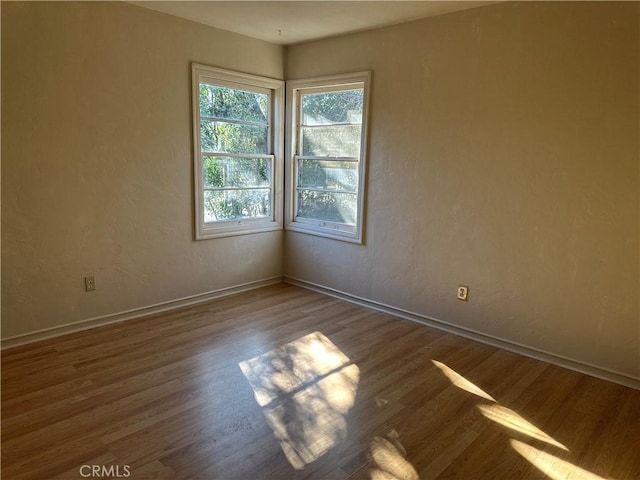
(85, 276, 96, 292)
(457, 285, 469, 301)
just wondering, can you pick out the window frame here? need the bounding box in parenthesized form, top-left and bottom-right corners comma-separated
(285, 71, 371, 244)
(192, 63, 284, 240)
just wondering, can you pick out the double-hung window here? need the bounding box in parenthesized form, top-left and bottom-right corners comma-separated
(286, 72, 371, 243)
(192, 64, 283, 239)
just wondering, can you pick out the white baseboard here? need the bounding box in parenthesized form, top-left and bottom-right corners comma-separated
(284, 276, 640, 390)
(1, 276, 283, 350)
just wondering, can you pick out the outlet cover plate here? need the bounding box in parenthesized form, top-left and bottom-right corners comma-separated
(85, 276, 96, 292)
(457, 285, 469, 301)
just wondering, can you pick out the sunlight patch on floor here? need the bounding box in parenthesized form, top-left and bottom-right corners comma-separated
(478, 404, 568, 451)
(433, 359, 571, 465)
(368, 430, 419, 480)
(431, 360, 496, 402)
(511, 439, 607, 480)
(240, 332, 359, 470)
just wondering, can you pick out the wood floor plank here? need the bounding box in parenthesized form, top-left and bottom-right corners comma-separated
(602, 391, 640, 480)
(2, 283, 638, 479)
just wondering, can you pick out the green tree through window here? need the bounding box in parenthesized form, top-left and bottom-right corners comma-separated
(199, 84, 270, 221)
(193, 65, 283, 239)
(286, 72, 370, 244)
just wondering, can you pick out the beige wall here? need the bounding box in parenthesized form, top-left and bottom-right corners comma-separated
(1, 2, 284, 338)
(285, 2, 640, 379)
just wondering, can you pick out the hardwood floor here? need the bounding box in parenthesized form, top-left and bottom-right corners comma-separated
(2, 283, 639, 479)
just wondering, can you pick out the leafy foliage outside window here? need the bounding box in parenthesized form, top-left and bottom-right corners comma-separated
(296, 88, 364, 225)
(200, 121, 268, 155)
(298, 191, 357, 224)
(298, 160, 358, 191)
(199, 84, 272, 222)
(200, 84, 268, 122)
(302, 90, 363, 125)
(203, 157, 271, 188)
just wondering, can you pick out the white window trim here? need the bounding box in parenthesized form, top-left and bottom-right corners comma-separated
(285, 71, 371, 244)
(192, 64, 284, 240)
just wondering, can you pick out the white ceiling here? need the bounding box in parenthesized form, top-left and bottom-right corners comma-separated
(130, 1, 497, 45)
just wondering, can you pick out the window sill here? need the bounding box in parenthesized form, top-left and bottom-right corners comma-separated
(285, 221, 363, 244)
(196, 221, 282, 240)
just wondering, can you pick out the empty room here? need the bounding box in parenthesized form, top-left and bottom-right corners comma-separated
(2, 1, 639, 479)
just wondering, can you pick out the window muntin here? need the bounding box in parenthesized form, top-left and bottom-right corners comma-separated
(193, 65, 283, 239)
(286, 73, 370, 243)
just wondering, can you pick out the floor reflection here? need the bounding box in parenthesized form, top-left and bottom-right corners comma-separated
(239, 332, 359, 469)
(431, 359, 615, 479)
(368, 429, 419, 480)
(431, 360, 496, 402)
(511, 439, 608, 480)
(478, 404, 568, 451)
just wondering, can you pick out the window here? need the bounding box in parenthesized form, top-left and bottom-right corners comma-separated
(192, 64, 284, 239)
(286, 72, 371, 243)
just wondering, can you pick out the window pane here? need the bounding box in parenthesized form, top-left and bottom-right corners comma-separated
(204, 189, 271, 222)
(199, 84, 268, 124)
(301, 125, 361, 157)
(298, 160, 358, 192)
(201, 120, 268, 154)
(297, 190, 357, 225)
(204, 157, 271, 188)
(301, 89, 363, 125)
